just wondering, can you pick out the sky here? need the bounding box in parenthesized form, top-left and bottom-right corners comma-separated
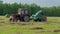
(2, 0, 60, 7)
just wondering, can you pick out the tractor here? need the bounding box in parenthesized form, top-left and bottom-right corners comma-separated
(10, 8, 30, 22)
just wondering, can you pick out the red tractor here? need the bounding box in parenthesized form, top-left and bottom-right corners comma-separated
(10, 8, 30, 22)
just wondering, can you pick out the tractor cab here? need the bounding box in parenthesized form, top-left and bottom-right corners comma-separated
(10, 8, 30, 22)
(18, 8, 28, 15)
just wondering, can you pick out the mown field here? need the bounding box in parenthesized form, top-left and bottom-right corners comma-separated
(0, 16, 60, 34)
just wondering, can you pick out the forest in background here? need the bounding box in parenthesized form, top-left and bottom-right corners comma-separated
(0, 3, 60, 17)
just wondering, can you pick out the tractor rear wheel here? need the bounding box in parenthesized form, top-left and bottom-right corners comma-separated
(23, 16, 30, 22)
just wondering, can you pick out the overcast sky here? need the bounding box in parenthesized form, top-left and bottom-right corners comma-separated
(2, 0, 60, 7)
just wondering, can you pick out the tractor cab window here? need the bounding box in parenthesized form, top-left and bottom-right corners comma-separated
(25, 10, 28, 14)
(18, 8, 28, 14)
(21, 10, 25, 14)
(21, 9, 28, 14)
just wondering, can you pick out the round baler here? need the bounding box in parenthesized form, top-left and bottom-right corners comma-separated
(31, 10, 47, 22)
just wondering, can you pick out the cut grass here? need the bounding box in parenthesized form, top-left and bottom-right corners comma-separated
(0, 16, 60, 34)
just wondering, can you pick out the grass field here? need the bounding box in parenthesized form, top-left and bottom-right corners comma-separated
(0, 16, 60, 34)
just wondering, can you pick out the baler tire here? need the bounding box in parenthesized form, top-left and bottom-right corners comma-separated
(41, 17, 47, 22)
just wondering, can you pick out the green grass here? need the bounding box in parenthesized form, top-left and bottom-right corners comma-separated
(0, 16, 60, 34)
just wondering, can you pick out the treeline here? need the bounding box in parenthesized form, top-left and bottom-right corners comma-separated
(0, 3, 41, 16)
(42, 6, 60, 17)
(0, 3, 60, 17)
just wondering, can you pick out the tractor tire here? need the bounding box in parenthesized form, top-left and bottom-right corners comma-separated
(23, 16, 30, 22)
(41, 15, 47, 22)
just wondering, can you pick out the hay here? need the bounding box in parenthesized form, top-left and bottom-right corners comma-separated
(53, 30, 60, 32)
(30, 27, 43, 30)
